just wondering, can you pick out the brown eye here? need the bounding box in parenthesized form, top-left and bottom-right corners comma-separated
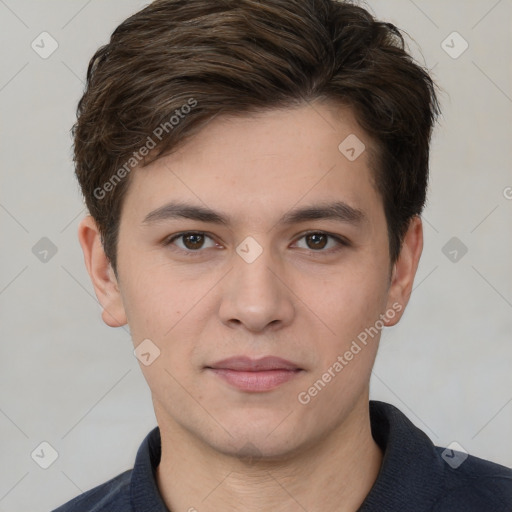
(294, 232, 348, 253)
(182, 233, 205, 250)
(165, 232, 217, 253)
(305, 233, 328, 250)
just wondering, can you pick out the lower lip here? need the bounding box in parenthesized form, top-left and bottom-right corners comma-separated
(208, 368, 302, 392)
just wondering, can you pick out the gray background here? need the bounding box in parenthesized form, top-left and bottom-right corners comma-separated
(0, 1, 511, 510)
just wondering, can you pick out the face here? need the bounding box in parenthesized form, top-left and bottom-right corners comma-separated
(81, 101, 420, 459)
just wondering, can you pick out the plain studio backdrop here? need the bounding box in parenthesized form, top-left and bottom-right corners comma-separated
(0, 1, 511, 511)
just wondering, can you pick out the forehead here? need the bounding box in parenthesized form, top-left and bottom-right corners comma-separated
(121, 101, 383, 226)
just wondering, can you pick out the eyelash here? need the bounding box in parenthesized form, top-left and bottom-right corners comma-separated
(162, 231, 350, 256)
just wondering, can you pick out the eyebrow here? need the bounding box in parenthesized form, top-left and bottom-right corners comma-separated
(142, 200, 367, 227)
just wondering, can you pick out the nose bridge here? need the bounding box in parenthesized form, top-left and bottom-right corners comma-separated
(219, 237, 294, 331)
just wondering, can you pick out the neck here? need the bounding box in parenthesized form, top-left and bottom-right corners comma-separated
(155, 398, 382, 512)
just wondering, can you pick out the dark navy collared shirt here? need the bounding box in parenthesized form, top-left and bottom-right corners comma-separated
(52, 401, 512, 511)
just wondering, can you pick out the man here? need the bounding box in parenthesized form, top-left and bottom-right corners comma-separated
(54, 0, 512, 510)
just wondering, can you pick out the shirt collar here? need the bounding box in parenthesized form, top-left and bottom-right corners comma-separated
(130, 425, 170, 511)
(358, 400, 445, 511)
(129, 400, 444, 511)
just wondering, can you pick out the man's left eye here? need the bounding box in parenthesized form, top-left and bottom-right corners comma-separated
(294, 232, 348, 252)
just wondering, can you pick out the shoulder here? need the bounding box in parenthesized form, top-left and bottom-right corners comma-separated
(51, 469, 132, 512)
(431, 448, 512, 512)
(364, 401, 512, 511)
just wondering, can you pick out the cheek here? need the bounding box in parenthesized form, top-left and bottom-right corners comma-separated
(300, 272, 388, 399)
(313, 263, 388, 334)
(120, 263, 220, 383)
(118, 260, 186, 341)
(304, 274, 385, 398)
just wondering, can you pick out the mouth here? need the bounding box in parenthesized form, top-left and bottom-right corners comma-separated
(205, 356, 304, 392)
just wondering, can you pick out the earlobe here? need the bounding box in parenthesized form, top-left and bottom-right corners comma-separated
(384, 216, 423, 327)
(77, 215, 128, 328)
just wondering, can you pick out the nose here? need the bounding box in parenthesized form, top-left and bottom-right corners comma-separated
(218, 242, 295, 333)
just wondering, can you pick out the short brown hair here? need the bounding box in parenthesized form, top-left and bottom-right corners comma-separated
(73, 0, 441, 276)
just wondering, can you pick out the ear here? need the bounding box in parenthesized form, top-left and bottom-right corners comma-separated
(384, 215, 423, 327)
(77, 215, 127, 328)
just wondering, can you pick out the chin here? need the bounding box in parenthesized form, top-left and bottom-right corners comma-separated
(216, 436, 302, 463)
(202, 418, 309, 463)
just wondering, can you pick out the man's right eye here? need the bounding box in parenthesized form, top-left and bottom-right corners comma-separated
(163, 232, 220, 254)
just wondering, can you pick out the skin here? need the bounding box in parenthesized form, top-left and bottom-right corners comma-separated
(78, 101, 423, 512)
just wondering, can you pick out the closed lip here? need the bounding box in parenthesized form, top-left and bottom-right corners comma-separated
(206, 356, 302, 371)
